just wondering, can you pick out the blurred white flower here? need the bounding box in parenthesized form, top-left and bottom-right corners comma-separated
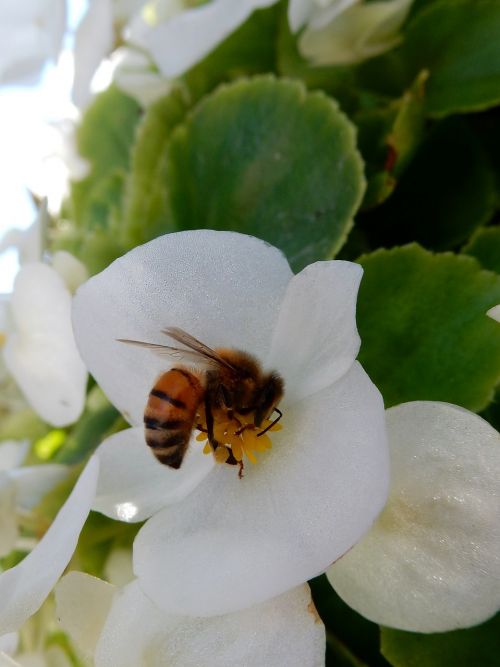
(288, 0, 357, 32)
(0, 439, 67, 558)
(0, 457, 99, 637)
(56, 571, 325, 667)
(2, 250, 88, 427)
(0, 595, 79, 666)
(129, 0, 278, 79)
(111, 46, 172, 107)
(487, 304, 500, 322)
(0, 640, 73, 667)
(0, 1, 66, 86)
(76, 0, 279, 106)
(72, 0, 150, 108)
(73, 230, 389, 616)
(296, 0, 414, 66)
(328, 401, 500, 632)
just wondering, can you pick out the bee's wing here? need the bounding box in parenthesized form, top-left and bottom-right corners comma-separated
(161, 327, 236, 371)
(116, 338, 219, 366)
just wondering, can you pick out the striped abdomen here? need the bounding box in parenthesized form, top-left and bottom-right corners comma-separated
(144, 368, 204, 469)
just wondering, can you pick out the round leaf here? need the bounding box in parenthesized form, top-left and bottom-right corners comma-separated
(124, 90, 190, 247)
(403, 0, 500, 116)
(357, 244, 500, 410)
(463, 227, 500, 274)
(165, 75, 365, 271)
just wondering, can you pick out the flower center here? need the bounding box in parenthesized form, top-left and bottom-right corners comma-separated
(195, 406, 283, 473)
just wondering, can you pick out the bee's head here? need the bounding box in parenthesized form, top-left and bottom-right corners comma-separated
(254, 372, 284, 427)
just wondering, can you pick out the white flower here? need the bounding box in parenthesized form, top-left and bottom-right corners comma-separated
(296, 0, 414, 66)
(0, 439, 68, 558)
(2, 257, 88, 428)
(0, 457, 99, 637)
(56, 571, 325, 666)
(487, 304, 500, 322)
(72, 0, 115, 108)
(288, 0, 357, 33)
(72, 230, 389, 616)
(327, 401, 500, 632)
(0, 599, 75, 667)
(111, 47, 173, 107)
(125, 0, 279, 79)
(0, 1, 66, 86)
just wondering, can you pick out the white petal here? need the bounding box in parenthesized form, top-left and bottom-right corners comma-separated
(111, 47, 172, 108)
(104, 548, 134, 587)
(4, 263, 87, 427)
(0, 652, 19, 666)
(0, 474, 18, 558)
(72, 231, 292, 427)
(134, 362, 388, 616)
(10, 464, 68, 510)
(95, 580, 324, 667)
(0, 441, 29, 472)
(328, 401, 500, 633)
(56, 572, 115, 659)
(288, 0, 356, 32)
(308, 0, 360, 30)
(299, 0, 412, 66)
(51, 252, 89, 294)
(143, 0, 279, 78)
(266, 261, 362, 404)
(0, 634, 17, 656)
(487, 304, 500, 322)
(72, 0, 114, 109)
(288, 0, 315, 32)
(0, 0, 66, 86)
(0, 457, 99, 635)
(93, 428, 214, 522)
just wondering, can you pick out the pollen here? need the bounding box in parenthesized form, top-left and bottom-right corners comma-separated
(196, 407, 282, 469)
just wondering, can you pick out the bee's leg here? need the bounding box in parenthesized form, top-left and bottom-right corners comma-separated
(238, 460, 244, 479)
(257, 407, 283, 437)
(220, 385, 234, 420)
(204, 393, 219, 452)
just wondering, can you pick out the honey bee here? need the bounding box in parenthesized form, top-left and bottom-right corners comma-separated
(117, 328, 284, 473)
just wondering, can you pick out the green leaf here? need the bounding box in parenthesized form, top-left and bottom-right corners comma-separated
(165, 75, 366, 271)
(463, 227, 500, 274)
(356, 71, 427, 209)
(403, 0, 500, 116)
(357, 244, 500, 410)
(70, 87, 141, 227)
(359, 117, 496, 250)
(124, 89, 190, 247)
(381, 613, 500, 667)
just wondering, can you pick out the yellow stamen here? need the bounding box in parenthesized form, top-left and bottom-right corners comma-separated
(214, 446, 229, 464)
(197, 410, 283, 469)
